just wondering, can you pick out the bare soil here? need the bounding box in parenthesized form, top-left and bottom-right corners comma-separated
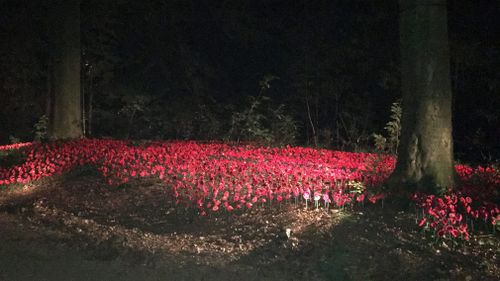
(0, 170, 498, 281)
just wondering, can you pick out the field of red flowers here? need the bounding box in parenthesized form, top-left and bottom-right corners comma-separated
(0, 139, 499, 280)
(1, 139, 498, 238)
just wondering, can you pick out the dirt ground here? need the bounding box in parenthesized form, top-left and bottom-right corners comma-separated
(0, 171, 498, 281)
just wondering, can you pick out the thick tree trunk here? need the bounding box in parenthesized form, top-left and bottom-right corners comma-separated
(49, 0, 82, 139)
(388, 0, 455, 195)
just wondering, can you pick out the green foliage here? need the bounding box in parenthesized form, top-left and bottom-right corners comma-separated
(259, 74, 279, 90)
(347, 180, 365, 194)
(337, 111, 373, 152)
(228, 75, 297, 146)
(8, 135, 21, 144)
(372, 134, 387, 152)
(193, 98, 225, 140)
(156, 96, 227, 140)
(0, 149, 26, 169)
(118, 95, 149, 118)
(268, 104, 298, 146)
(228, 95, 297, 146)
(118, 94, 151, 139)
(373, 100, 402, 154)
(229, 95, 271, 144)
(33, 115, 49, 142)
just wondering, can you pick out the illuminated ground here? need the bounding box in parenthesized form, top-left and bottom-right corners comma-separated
(0, 172, 498, 281)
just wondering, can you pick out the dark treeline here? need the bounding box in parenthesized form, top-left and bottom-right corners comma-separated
(0, 0, 498, 163)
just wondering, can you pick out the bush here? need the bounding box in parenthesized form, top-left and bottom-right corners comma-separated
(269, 104, 298, 146)
(226, 75, 297, 146)
(372, 100, 401, 154)
(33, 115, 49, 142)
(228, 95, 297, 146)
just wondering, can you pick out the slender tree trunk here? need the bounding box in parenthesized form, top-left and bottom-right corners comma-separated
(388, 0, 455, 195)
(305, 91, 317, 147)
(82, 70, 86, 136)
(88, 71, 94, 136)
(49, 0, 82, 139)
(45, 60, 54, 129)
(334, 92, 340, 147)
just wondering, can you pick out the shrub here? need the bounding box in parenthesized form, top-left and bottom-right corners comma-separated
(227, 75, 297, 146)
(228, 95, 297, 146)
(373, 100, 401, 154)
(33, 115, 49, 142)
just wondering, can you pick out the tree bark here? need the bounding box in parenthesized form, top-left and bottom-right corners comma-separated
(388, 0, 455, 195)
(49, 0, 82, 139)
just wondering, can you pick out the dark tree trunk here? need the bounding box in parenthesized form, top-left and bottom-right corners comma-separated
(49, 0, 82, 139)
(88, 74, 94, 136)
(45, 59, 54, 129)
(388, 0, 455, 195)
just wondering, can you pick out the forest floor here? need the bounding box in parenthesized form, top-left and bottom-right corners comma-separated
(0, 170, 498, 281)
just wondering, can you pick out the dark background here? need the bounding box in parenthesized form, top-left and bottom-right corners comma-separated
(0, 0, 498, 163)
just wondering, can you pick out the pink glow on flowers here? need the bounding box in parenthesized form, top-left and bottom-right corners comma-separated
(0, 139, 497, 241)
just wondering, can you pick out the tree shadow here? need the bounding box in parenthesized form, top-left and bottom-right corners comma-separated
(231, 205, 499, 281)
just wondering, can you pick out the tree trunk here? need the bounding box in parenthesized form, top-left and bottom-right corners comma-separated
(88, 72, 94, 136)
(45, 59, 54, 130)
(49, 0, 82, 139)
(388, 0, 455, 195)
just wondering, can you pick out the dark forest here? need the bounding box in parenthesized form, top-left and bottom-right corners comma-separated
(0, 1, 499, 280)
(1, 0, 499, 161)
